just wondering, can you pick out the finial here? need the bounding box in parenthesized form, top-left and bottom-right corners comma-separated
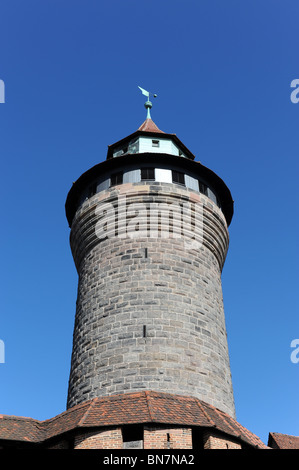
(138, 86, 157, 120)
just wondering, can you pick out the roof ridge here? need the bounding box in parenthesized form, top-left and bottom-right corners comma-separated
(195, 399, 216, 427)
(271, 432, 299, 437)
(41, 399, 92, 425)
(222, 411, 265, 447)
(198, 401, 265, 448)
(212, 406, 238, 435)
(78, 397, 99, 427)
(144, 391, 154, 422)
(241, 426, 266, 446)
(0, 414, 41, 423)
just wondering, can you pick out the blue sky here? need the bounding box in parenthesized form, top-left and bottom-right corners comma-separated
(0, 0, 298, 446)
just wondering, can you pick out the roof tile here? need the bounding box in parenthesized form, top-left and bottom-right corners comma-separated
(0, 392, 269, 448)
(138, 118, 165, 133)
(268, 432, 299, 449)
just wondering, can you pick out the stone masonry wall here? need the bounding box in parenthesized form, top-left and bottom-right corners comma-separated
(66, 182, 235, 418)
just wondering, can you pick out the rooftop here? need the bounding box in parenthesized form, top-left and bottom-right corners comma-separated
(268, 432, 299, 449)
(138, 118, 165, 133)
(0, 391, 268, 448)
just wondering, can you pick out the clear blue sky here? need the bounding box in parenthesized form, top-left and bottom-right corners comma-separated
(0, 0, 298, 446)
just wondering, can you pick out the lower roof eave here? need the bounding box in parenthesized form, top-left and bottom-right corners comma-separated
(0, 391, 267, 449)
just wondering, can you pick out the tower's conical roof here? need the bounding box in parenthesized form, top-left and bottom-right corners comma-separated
(138, 118, 164, 134)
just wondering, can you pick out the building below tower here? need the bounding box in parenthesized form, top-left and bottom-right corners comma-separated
(0, 391, 268, 449)
(0, 391, 297, 449)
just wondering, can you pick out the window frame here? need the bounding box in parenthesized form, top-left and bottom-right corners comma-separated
(88, 182, 98, 198)
(198, 181, 208, 196)
(141, 167, 155, 181)
(110, 171, 123, 187)
(172, 170, 185, 186)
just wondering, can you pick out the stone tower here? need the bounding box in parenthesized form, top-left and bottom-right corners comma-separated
(65, 99, 235, 419)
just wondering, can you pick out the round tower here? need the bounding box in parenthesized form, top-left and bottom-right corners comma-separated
(65, 105, 235, 417)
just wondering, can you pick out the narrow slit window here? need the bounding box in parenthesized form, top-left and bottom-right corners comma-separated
(152, 139, 160, 147)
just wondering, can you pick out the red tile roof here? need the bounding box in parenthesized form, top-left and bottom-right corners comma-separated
(0, 391, 268, 448)
(268, 432, 299, 449)
(0, 414, 44, 443)
(138, 118, 165, 133)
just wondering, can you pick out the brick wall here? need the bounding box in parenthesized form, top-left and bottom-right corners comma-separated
(45, 426, 244, 450)
(144, 426, 192, 449)
(74, 427, 122, 449)
(203, 431, 242, 449)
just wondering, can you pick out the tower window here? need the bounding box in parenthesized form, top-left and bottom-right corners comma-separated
(88, 182, 97, 198)
(141, 168, 155, 181)
(172, 170, 185, 186)
(152, 139, 160, 147)
(110, 172, 123, 187)
(199, 182, 208, 196)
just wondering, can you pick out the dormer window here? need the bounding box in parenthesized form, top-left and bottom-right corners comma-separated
(152, 139, 160, 147)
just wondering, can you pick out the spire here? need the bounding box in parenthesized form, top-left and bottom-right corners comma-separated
(138, 86, 157, 120)
(137, 86, 164, 133)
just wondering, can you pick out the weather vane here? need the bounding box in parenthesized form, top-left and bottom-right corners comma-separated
(138, 86, 157, 120)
